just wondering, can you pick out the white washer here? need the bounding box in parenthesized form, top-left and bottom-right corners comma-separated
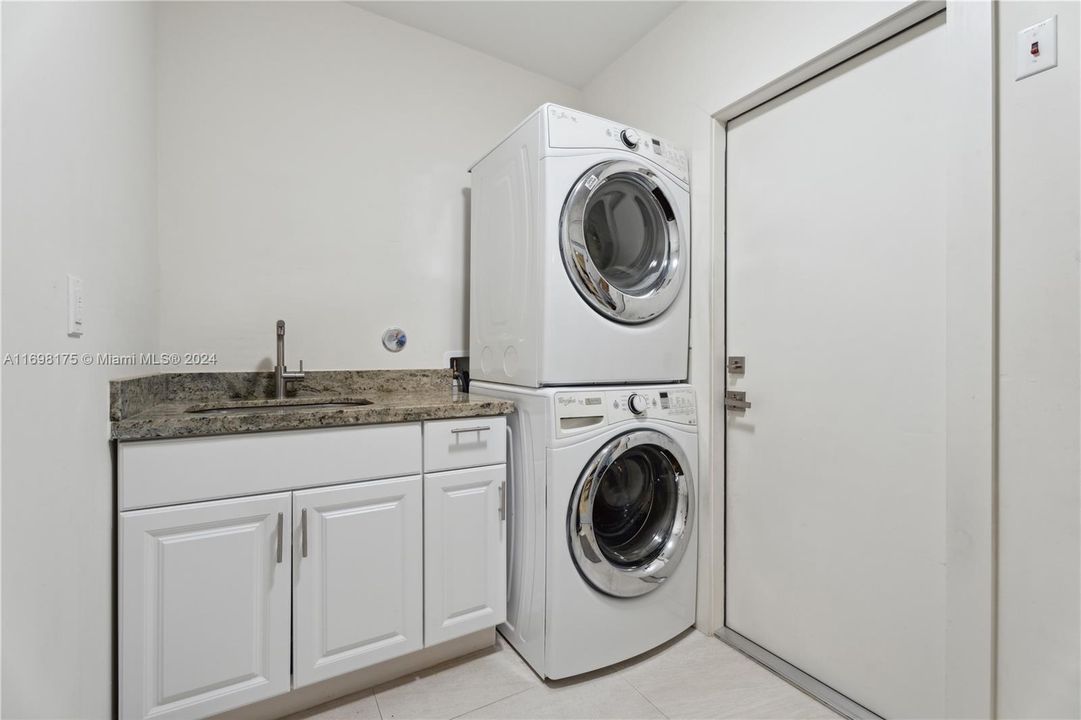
(469, 104, 691, 387)
(471, 380, 698, 679)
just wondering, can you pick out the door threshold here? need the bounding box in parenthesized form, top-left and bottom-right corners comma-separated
(715, 628, 883, 720)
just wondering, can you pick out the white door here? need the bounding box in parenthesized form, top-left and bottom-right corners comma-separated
(119, 493, 291, 720)
(424, 465, 507, 645)
(292, 475, 423, 688)
(725, 13, 948, 719)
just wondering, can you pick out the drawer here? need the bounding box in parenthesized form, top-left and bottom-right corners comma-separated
(119, 423, 422, 510)
(423, 416, 506, 472)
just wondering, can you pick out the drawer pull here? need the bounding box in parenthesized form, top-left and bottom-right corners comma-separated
(450, 425, 491, 435)
(275, 512, 284, 564)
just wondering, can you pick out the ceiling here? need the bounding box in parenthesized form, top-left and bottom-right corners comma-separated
(350, 1, 681, 88)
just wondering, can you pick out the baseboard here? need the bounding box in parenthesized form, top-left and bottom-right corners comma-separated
(210, 629, 497, 720)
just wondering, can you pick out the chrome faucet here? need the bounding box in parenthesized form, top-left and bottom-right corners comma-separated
(275, 320, 305, 399)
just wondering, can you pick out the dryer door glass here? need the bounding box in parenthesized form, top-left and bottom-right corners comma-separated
(569, 430, 695, 598)
(561, 161, 685, 324)
(583, 178, 669, 295)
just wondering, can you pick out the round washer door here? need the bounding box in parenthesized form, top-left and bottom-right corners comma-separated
(568, 429, 695, 597)
(560, 160, 685, 324)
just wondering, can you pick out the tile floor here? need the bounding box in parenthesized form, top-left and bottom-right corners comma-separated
(288, 630, 839, 720)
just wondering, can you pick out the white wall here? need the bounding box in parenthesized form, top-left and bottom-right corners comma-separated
(581, 0, 910, 633)
(2, 2, 1075, 717)
(156, 2, 580, 372)
(1, 3, 159, 718)
(583, 1, 1081, 715)
(997, 3, 1080, 717)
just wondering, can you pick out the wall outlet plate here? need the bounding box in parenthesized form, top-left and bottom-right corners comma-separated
(1017, 15, 1058, 80)
(67, 274, 84, 337)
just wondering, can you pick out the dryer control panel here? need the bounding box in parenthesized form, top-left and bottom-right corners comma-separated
(545, 105, 689, 186)
(553, 387, 696, 437)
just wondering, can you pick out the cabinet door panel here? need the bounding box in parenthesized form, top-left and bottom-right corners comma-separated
(425, 465, 507, 645)
(120, 493, 291, 720)
(293, 475, 423, 688)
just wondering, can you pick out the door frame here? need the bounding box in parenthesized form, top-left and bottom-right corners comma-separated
(707, 1, 996, 717)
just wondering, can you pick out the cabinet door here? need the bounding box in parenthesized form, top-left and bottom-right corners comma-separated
(120, 493, 291, 720)
(293, 475, 423, 688)
(424, 464, 507, 646)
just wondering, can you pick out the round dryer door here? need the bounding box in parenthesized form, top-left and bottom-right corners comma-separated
(568, 430, 695, 598)
(560, 160, 685, 324)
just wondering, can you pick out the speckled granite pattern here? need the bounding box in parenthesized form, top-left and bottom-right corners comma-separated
(110, 370, 514, 441)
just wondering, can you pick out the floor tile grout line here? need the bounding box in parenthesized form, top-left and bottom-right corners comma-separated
(447, 685, 535, 720)
(308, 634, 838, 720)
(367, 638, 543, 720)
(373, 688, 385, 720)
(621, 675, 671, 720)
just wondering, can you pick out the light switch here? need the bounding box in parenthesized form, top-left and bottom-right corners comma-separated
(67, 274, 84, 337)
(1017, 15, 1057, 80)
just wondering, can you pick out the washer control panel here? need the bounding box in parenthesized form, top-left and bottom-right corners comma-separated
(554, 387, 696, 436)
(607, 388, 696, 425)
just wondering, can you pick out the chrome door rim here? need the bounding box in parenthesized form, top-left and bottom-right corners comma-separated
(568, 430, 695, 598)
(560, 160, 684, 324)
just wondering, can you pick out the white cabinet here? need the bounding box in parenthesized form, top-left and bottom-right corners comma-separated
(119, 493, 292, 720)
(423, 417, 507, 472)
(119, 424, 421, 511)
(424, 465, 507, 646)
(292, 476, 423, 688)
(117, 418, 508, 719)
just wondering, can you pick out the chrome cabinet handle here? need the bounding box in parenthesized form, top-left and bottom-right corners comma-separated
(301, 508, 308, 558)
(451, 425, 491, 434)
(498, 481, 506, 521)
(275, 512, 284, 564)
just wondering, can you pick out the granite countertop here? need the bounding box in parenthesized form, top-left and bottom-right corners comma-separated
(110, 369, 514, 441)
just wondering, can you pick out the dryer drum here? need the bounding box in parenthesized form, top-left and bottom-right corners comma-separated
(569, 429, 695, 598)
(560, 160, 685, 324)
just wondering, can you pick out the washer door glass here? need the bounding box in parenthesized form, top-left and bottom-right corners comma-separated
(569, 430, 694, 598)
(561, 161, 684, 324)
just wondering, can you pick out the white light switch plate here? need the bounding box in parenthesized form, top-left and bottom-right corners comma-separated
(67, 274, 84, 336)
(1017, 15, 1058, 80)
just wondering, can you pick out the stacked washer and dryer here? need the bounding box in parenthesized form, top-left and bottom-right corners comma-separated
(468, 104, 698, 679)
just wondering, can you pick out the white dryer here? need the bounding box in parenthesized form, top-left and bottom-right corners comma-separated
(471, 380, 698, 679)
(469, 104, 691, 387)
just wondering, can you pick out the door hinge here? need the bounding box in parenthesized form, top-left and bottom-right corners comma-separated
(725, 390, 751, 411)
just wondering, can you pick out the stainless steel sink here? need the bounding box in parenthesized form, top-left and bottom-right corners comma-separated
(186, 399, 372, 415)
